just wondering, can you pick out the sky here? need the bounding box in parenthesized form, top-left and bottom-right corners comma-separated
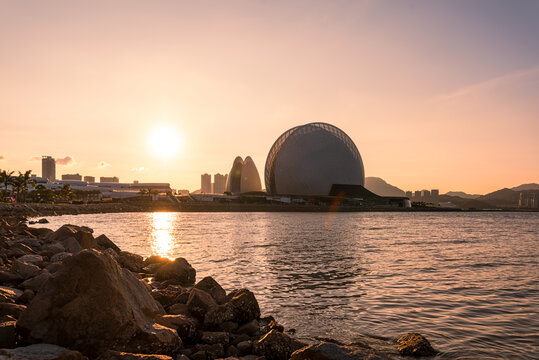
(0, 0, 538, 194)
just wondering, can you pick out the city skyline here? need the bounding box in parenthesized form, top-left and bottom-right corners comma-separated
(1, 1, 538, 193)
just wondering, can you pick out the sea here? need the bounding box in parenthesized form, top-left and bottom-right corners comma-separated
(31, 211, 539, 359)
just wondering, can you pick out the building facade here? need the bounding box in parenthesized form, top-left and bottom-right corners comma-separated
(100, 176, 119, 183)
(201, 173, 211, 194)
(213, 173, 227, 194)
(84, 176, 95, 183)
(42, 156, 56, 183)
(62, 174, 82, 181)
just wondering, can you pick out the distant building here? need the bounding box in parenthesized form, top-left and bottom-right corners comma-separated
(42, 156, 56, 183)
(226, 156, 262, 194)
(201, 173, 211, 194)
(176, 189, 190, 196)
(405, 191, 413, 198)
(62, 173, 82, 181)
(421, 190, 431, 202)
(519, 191, 537, 208)
(414, 190, 421, 200)
(431, 189, 439, 204)
(100, 176, 119, 183)
(84, 176, 95, 183)
(213, 173, 227, 194)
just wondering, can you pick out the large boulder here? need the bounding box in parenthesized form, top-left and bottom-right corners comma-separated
(396, 333, 438, 357)
(186, 288, 217, 320)
(0, 320, 17, 348)
(155, 258, 195, 285)
(117, 251, 144, 273)
(17, 249, 180, 358)
(290, 341, 389, 360)
(253, 329, 291, 360)
(194, 277, 226, 304)
(226, 289, 260, 324)
(49, 224, 97, 250)
(0, 287, 22, 303)
(11, 260, 40, 280)
(95, 234, 121, 253)
(0, 343, 86, 360)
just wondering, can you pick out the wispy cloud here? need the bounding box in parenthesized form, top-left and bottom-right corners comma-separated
(56, 156, 75, 165)
(0, 155, 4, 160)
(98, 161, 111, 168)
(438, 66, 539, 101)
(30, 156, 41, 161)
(130, 166, 147, 172)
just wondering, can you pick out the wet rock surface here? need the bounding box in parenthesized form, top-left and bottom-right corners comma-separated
(0, 217, 437, 360)
(396, 333, 438, 357)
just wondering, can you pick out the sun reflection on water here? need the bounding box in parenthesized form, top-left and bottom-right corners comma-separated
(150, 212, 176, 259)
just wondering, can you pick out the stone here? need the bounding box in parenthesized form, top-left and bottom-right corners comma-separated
(0, 343, 86, 360)
(396, 333, 438, 357)
(26, 227, 53, 238)
(158, 315, 198, 343)
(237, 320, 260, 336)
(201, 331, 229, 346)
(17, 249, 179, 358)
(20, 270, 51, 292)
(204, 304, 235, 327)
(40, 243, 65, 258)
(226, 289, 260, 324)
(236, 340, 252, 355)
(6, 243, 35, 257)
(49, 224, 97, 249)
(219, 321, 238, 333)
(50, 252, 72, 263)
(0, 320, 17, 348)
(168, 303, 189, 316)
(95, 234, 121, 253)
(0, 303, 26, 318)
(253, 329, 291, 360)
(155, 258, 196, 286)
(151, 288, 184, 307)
(190, 351, 206, 360)
(18, 289, 35, 304)
(0, 271, 22, 284)
(45, 262, 63, 274)
(96, 350, 173, 359)
(38, 218, 49, 224)
(17, 255, 44, 267)
(117, 251, 144, 273)
(226, 345, 240, 357)
(11, 260, 40, 280)
(290, 341, 389, 360)
(194, 277, 226, 304)
(194, 343, 224, 358)
(143, 255, 170, 268)
(0, 286, 22, 303)
(62, 237, 83, 254)
(187, 288, 217, 320)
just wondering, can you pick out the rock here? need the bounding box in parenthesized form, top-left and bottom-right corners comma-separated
(187, 288, 217, 320)
(45, 262, 63, 274)
(0, 271, 22, 284)
(219, 321, 238, 333)
(236, 340, 252, 355)
(17, 255, 43, 267)
(26, 227, 53, 238)
(0, 320, 17, 348)
(396, 333, 438, 357)
(155, 258, 195, 286)
(62, 237, 83, 254)
(6, 243, 35, 257)
(18, 289, 35, 304)
(194, 343, 224, 358)
(143, 255, 170, 268)
(237, 320, 260, 336)
(0, 343, 86, 360)
(194, 277, 226, 304)
(0, 303, 26, 318)
(253, 329, 291, 360)
(95, 234, 121, 253)
(49, 224, 96, 249)
(268, 320, 284, 333)
(40, 243, 66, 258)
(226, 289, 260, 324)
(201, 331, 229, 346)
(158, 315, 198, 343)
(151, 288, 184, 307)
(290, 341, 389, 360)
(50, 252, 72, 263)
(96, 350, 173, 359)
(191, 351, 206, 360)
(204, 304, 235, 327)
(17, 249, 179, 358)
(20, 270, 51, 292)
(11, 260, 41, 280)
(0, 287, 23, 303)
(168, 303, 189, 316)
(226, 344, 239, 357)
(117, 251, 144, 273)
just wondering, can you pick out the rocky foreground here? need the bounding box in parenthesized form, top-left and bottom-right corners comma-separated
(0, 217, 438, 360)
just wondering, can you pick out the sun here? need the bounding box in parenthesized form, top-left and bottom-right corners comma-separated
(148, 126, 181, 160)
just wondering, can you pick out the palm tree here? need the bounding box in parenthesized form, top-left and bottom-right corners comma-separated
(0, 169, 14, 200)
(57, 184, 73, 202)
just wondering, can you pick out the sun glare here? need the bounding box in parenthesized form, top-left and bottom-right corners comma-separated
(148, 126, 181, 160)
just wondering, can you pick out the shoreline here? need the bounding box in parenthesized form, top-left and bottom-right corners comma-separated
(0, 216, 438, 359)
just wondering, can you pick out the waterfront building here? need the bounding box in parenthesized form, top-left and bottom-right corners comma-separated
(100, 176, 119, 183)
(42, 156, 56, 183)
(265, 122, 364, 196)
(414, 190, 421, 200)
(84, 176, 95, 183)
(213, 173, 227, 194)
(62, 173, 82, 181)
(201, 173, 211, 194)
(405, 191, 413, 198)
(431, 189, 439, 204)
(225, 156, 262, 194)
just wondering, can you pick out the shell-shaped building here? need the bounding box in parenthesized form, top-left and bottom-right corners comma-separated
(265, 122, 365, 196)
(226, 156, 262, 194)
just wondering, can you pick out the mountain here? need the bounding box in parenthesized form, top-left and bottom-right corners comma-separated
(511, 183, 539, 191)
(364, 177, 405, 197)
(478, 188, 520, 208)
(438, 195, 495, 209)
(443, 191, 480, 199)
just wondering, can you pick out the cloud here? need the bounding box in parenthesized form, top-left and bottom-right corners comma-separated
(130, 166, 147, 172)
(0, 155, 4, 160)
(30, 156, 41, 161)
(56, 156, 75, 165)
(98, 161, 111, 168)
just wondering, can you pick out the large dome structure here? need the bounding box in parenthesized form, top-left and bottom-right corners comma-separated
(226, 156, 262, 194)
(265, 122, 365, 196)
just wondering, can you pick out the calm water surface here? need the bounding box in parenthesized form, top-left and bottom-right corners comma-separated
(32, 212, 539, 359)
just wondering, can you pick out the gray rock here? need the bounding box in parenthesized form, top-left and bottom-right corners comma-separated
(0, 271, 22, 284)
(40, 243, 65, 257)
(0, 343, 86, 360)
(290, 341, 389, 360)
(201, 331, 229, 345)
(237, 340, 252, 355)
(194, 276, 226, 304)
(50, 252, 72, 263)
(62, 237, 83, 254)
(95, 234, 121, 253)
(227, 289, 260, 324)
(49, 224, 96, 249)
(187, 288, 217, 320)
(0, 303, 26, 318)
(20, 270, 51, 292)
(237, 319, 260, 336)
(11, 260, 40, 280)
(117, 251, 144, 273)
(253, 329, 291, 360)
(155, 258, 195, 286)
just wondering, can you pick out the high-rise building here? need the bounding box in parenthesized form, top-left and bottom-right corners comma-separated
(213, 173, 227, 194)
(42, 156, 56, 183)
(100, 176, 119, 183)
(405, 191, 413, 198)
(201, 173, 211, 194)
(62, 173, 82, 181)
(421, 190, 431, 202)
(414, 190, 421, 200)
(84, 176, 95, 183)
(431, 189, 439, 204)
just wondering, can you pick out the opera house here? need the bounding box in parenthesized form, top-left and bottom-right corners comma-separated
(265, 122, 365, 196)
(226, 156, 262, 194)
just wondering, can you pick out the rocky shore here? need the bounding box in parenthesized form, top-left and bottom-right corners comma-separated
(0, 216, 438, 360)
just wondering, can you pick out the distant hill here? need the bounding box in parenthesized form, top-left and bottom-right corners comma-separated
(511, 183, 539, 191)
(438, 195, 495, 209)
(444, 191, 480, 199)
(364, 177, 405, 197)
(478, 188, 520, 208)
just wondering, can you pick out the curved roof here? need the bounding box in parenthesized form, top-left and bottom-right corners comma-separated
(264, 122, 364, 195)
(226, 156, 243, 193)
(241, 156, 262, 193)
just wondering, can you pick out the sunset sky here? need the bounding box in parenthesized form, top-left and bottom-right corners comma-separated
(1, 0, 538, 194)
